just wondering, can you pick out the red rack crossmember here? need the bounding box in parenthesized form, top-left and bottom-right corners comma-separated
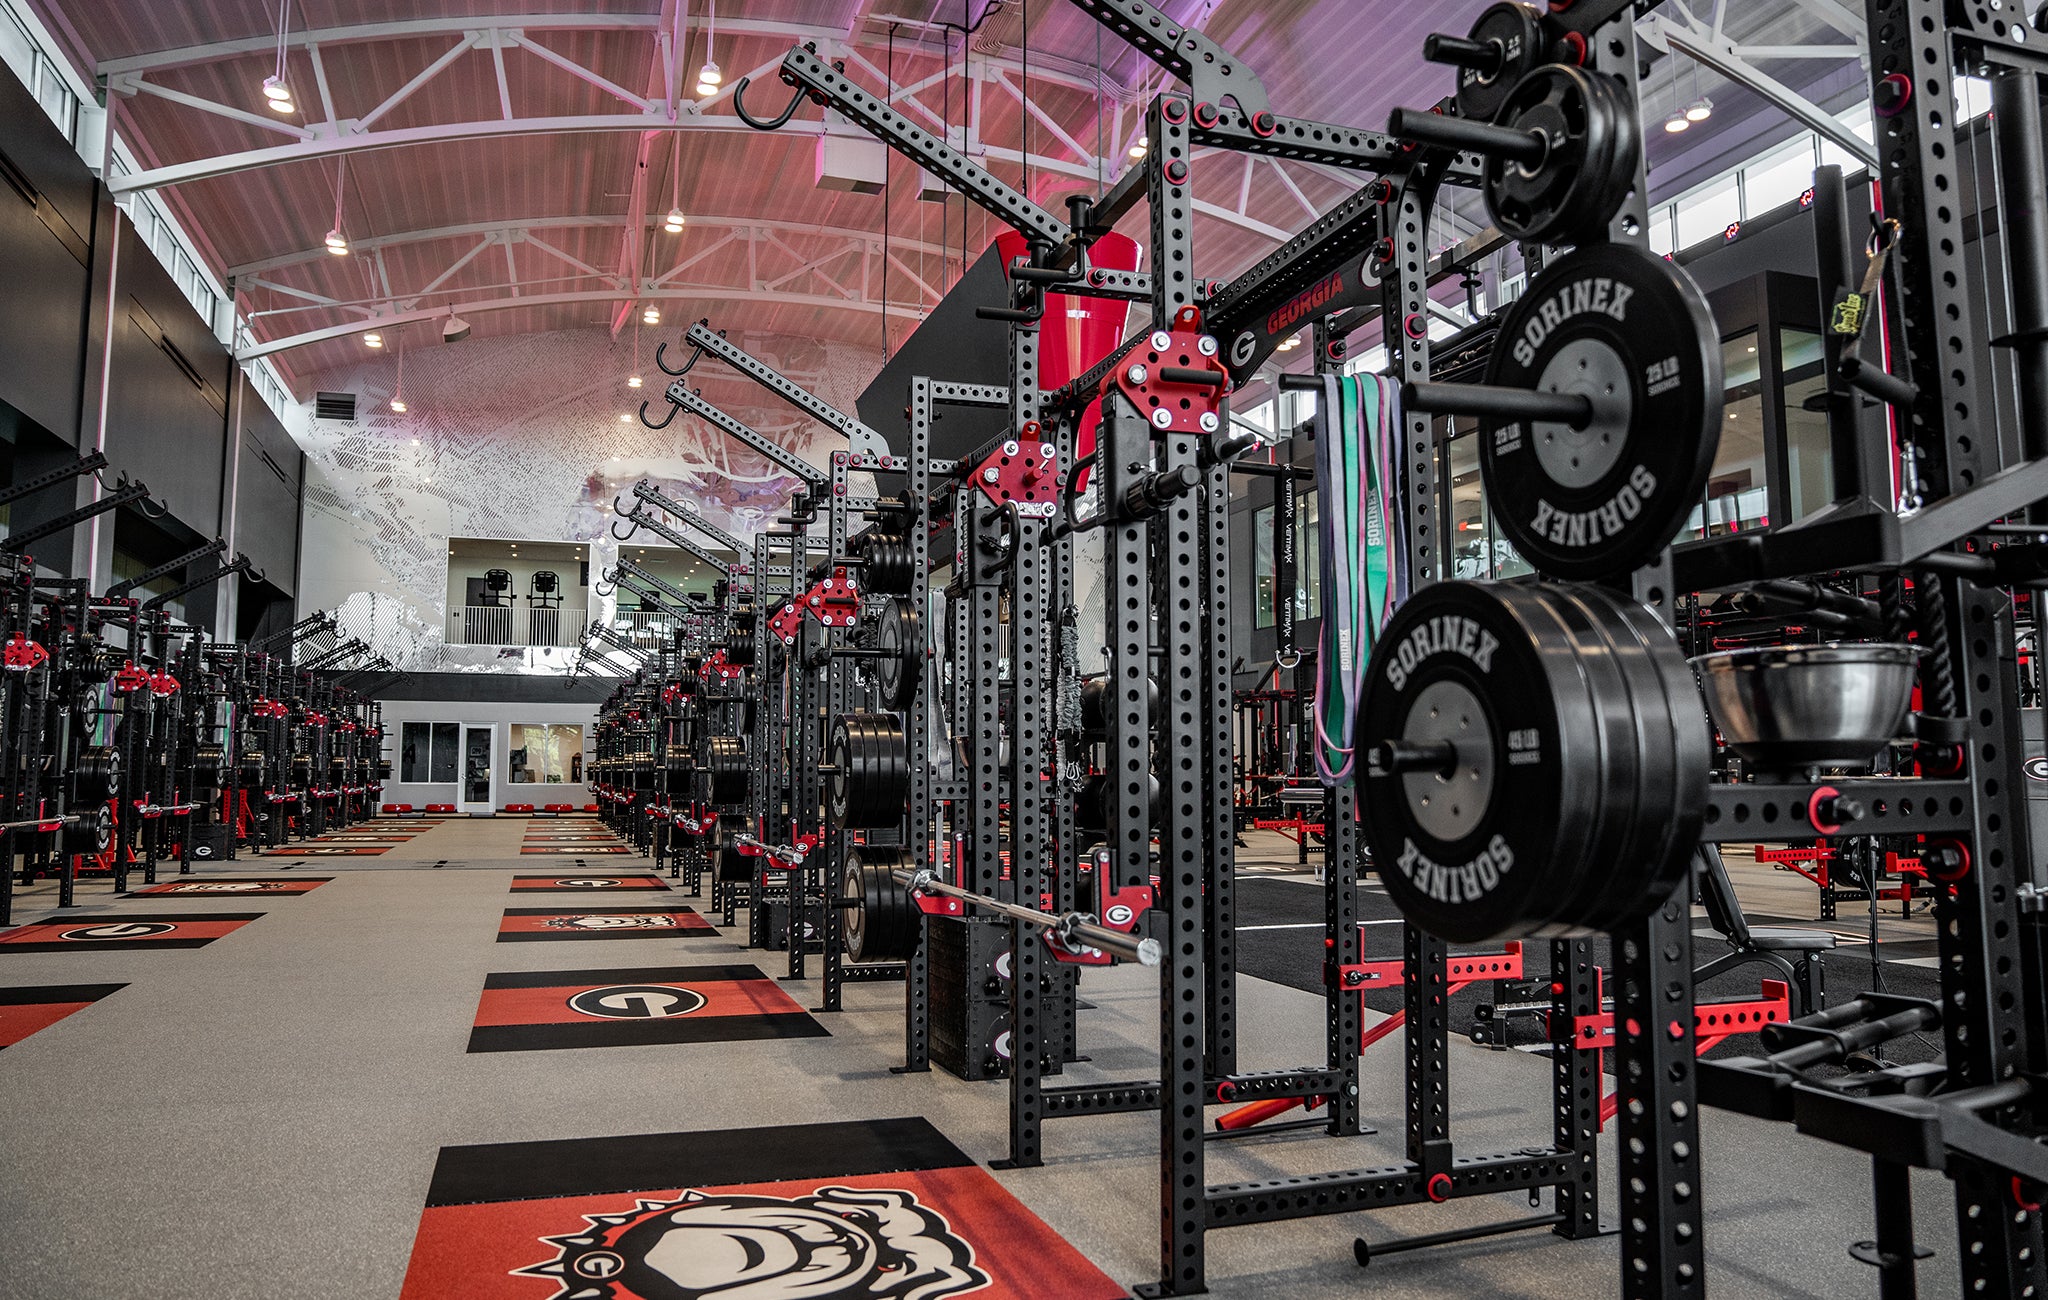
(1756, 843, 1836, 887)
(1251, 816, 1324, 845)
(1217, 940, 1525, 1132)
(1577, 978, 1790, 1125)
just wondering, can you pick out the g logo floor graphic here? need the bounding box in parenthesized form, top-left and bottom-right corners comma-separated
(567, 984, 706, 1018)
(555, 878, 622, 888)
(60, 922, 176, 941)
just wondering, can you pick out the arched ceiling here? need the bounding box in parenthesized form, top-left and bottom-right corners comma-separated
(25, 0, 1872, 399)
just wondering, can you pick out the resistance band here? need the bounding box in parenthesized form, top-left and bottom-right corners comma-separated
(1313, 372, 1402, 785)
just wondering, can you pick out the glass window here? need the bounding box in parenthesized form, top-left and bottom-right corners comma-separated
(1675, 175, 1741, 249)
(1744, 139, 1819, 215)
(399, 722, 462, 784)
(1647, 206, 1677, 256)
(1438, 423, 1531, 580)
(1294, 489, 1322, 622)
(1779, 327, 1832, 521)
(1682, 331, 1770, 540)
(511, 724, 585, 784)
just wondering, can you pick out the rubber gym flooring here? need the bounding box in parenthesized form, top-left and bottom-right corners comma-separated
(0, 820, 1959, 1299)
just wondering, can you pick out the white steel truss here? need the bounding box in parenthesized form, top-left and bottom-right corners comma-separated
(98, 8, 1351, 250)
(234, 216, 953, 359)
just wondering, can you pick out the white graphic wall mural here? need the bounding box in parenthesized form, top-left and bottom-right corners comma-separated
(290, 325, 881, 673)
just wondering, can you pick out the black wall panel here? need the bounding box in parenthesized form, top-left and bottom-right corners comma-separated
(0, 66, 90, 444)
(101, 225, 231, 536)
(236, 425, 301, 595)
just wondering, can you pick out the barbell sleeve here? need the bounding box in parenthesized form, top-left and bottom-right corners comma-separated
(1387, 107, 1545, 164)
(1422, 33, 1505, 76)
(1403, 380, 1595, 429)
(1369, 739, 1459, 775)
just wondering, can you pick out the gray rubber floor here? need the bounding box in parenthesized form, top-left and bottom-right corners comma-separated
(0, 822, 1962, 1299)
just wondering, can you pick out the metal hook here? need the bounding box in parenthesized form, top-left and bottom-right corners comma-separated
(654, 337, 706, 377)
(640, 398, 680, 430)
(611, 516, 641, 543)
(731, 75, 807, 130)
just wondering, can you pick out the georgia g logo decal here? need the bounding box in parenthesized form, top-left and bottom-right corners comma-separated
(516, 1186, 989, 1300)
(2026, 756, 2048, 782)
(567, 985, 706, 1018)
(61, 922, 176, 942)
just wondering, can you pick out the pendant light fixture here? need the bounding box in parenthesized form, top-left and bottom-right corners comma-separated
(696, 0, 722, 96)
(390, 329, 407, 412)
(262, 0, 295, 113)
(324, 158, 349, 255)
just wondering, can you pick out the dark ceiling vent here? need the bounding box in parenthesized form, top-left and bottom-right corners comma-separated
(314, 391, 357, 421)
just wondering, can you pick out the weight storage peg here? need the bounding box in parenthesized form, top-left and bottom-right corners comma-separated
(1356, 580, 1708, 943)
(1389, 63, 1637, 247)
(1426, 2, 1555, 123)
(1408, 242, 1723, 580)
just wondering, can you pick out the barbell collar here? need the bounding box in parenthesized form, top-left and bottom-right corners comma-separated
(1387, 106, 1544, 164)
(1404, 380, 1594, 430)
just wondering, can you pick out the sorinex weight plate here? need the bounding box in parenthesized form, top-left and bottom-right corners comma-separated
(872, 597, 922, 714)
(1481, 242, 1722, 580)
(1356, 580, 1707, 942)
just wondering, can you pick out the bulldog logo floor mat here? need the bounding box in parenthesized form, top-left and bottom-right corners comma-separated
(510, 875, 667, 892)
(0, 913, 262, 953)
(0, 983, 125, 1048)
(498, 908, 716, 942)
(127, 877, 332, 897)
(397, 1116, 1125, 1300)
(466, 963, 827, 1052)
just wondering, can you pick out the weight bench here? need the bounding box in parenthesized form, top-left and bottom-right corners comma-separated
(1694, 843, 1834, 1016)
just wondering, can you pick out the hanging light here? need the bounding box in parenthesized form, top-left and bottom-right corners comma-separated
(326, 159, 350, 257)
(262, 74, 294, 112)
(1663, 113, 1690, 134)
(642, 304, 661, 325)
(1686, 96, 1713, 123)
(390, 328, 407, 412)
(628, 316, 644, 389)
(1128, 134, 1149, 160)
(364, 331, 383, 348)
(627, 374, 643, 389)
(697, 0, 721, 96)
(663, 206, 686, 234)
